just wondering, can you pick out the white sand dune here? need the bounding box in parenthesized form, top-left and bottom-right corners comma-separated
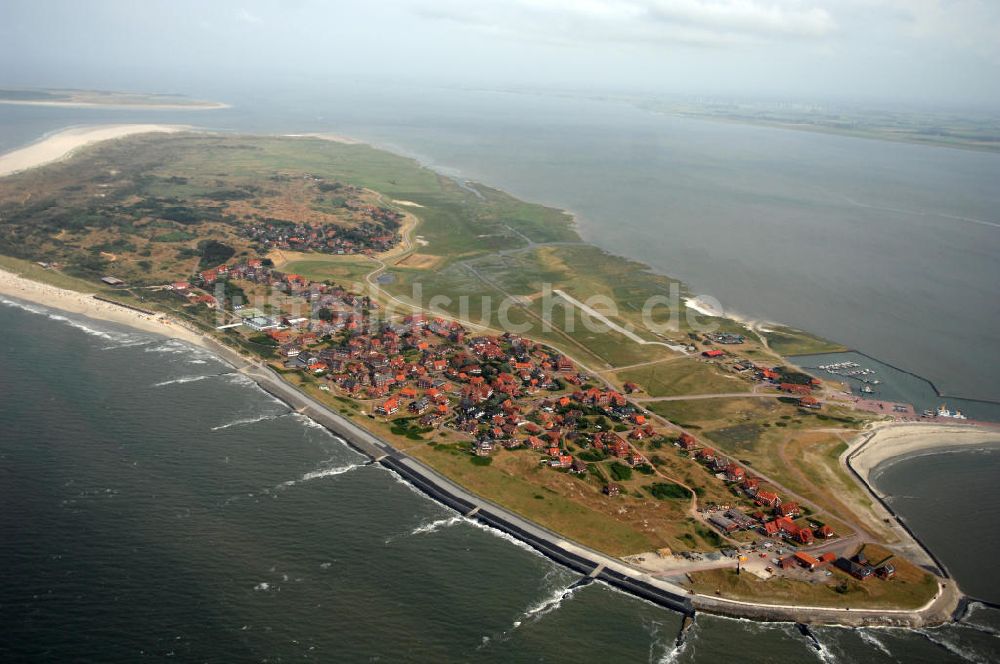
(0, 124, 190, 177)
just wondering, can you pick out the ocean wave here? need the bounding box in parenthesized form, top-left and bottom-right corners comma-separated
(410, 516, 464, 536)
(918, 628, 989, 664)
(211, 413, 285, 431)
(376, 464, 550, 559)
(480, 582, 586, 649)
(144, 340, 189, 354)
(301, 463, 363, 482)
(153, 375, 210, 387)
(0, 295, 141, 343)
(857, 629, 893, 657)
(281, 462, 364, 487)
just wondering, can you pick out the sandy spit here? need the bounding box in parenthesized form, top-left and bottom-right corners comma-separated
(0, 100, 228, 111)
(0, 124, 191, 177)
(850, 422, 1000, 483)
(282, 132, 364, 145)
(0, 268, 208, 349)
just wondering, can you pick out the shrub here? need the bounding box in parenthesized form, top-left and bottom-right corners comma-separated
(609, 462, 632, 481)
(646, 483, 692, 500)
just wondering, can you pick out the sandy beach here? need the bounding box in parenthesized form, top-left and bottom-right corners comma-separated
(850, 422, 1000, 484)
(283, 132, 363, 145)
(841, 421, 1000, 572)
(0, 124, 190, 177)
(0, 267, 208, 349)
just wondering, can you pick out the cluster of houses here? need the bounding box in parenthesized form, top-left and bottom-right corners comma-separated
(168, 258, 852, 557)
(709, 355, 824, 409)
(677, 432, 836, 545)
(240, 218, 399, 255)
(834, 550, 895, 581)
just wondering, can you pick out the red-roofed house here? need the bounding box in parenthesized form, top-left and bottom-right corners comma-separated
(777, 502, 801, 517)
(375, 397, 400, 416)
(755, 491, 781, 508)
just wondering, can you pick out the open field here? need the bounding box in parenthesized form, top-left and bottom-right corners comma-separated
(616, 358, 749, 397)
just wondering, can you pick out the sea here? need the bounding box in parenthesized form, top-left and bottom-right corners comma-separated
(1, 85, 999, 661)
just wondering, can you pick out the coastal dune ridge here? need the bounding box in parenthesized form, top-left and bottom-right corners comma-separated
(0, 124, 192, 177)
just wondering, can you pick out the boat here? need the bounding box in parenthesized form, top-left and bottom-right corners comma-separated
(936, 404, 968, 420)
(860, 385, 874, 394)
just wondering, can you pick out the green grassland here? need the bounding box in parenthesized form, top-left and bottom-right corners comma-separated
(763, 325, 847, 356)
(617, 358, 750, 397)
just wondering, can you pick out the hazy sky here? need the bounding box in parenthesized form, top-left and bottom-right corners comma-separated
(2, 0, 999, 108)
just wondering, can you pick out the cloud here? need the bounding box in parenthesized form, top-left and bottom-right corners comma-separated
(237, 8, 263, 24)
(868, 0, 1000, 61)
(413, 0, 838, 48)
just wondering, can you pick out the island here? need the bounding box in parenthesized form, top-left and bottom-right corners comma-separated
(0, 88, 227, 110)
(0, 127, 992, 627)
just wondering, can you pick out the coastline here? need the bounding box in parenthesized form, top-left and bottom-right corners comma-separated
(849, 422, 1000, 487)
(0, 124, 191, 177)
(842, 422, 1000, 580)
(0, 263, 972, 626)
(0, 267, 207, 349)
(0, 123, 983, 626)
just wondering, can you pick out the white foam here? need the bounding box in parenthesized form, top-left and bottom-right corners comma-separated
(0, 295, 141, 343)
(289, 412, 336, 435)
(153, 375, 210, 387)
(657, 640, 687, 664)
(300, 463, 363, 482)
(211, 413, 284, 431)
(857, 629, 893, 657)
(410, 516, 464, 536)
(492, 583, 585, 645)
(918, 629, 988, 664)
(281, 462, 364, 487)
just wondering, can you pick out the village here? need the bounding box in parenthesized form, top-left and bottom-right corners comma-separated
(143, 255, 906, 590)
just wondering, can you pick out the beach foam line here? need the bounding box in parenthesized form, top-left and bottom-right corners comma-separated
(0, 294, 144, 343)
